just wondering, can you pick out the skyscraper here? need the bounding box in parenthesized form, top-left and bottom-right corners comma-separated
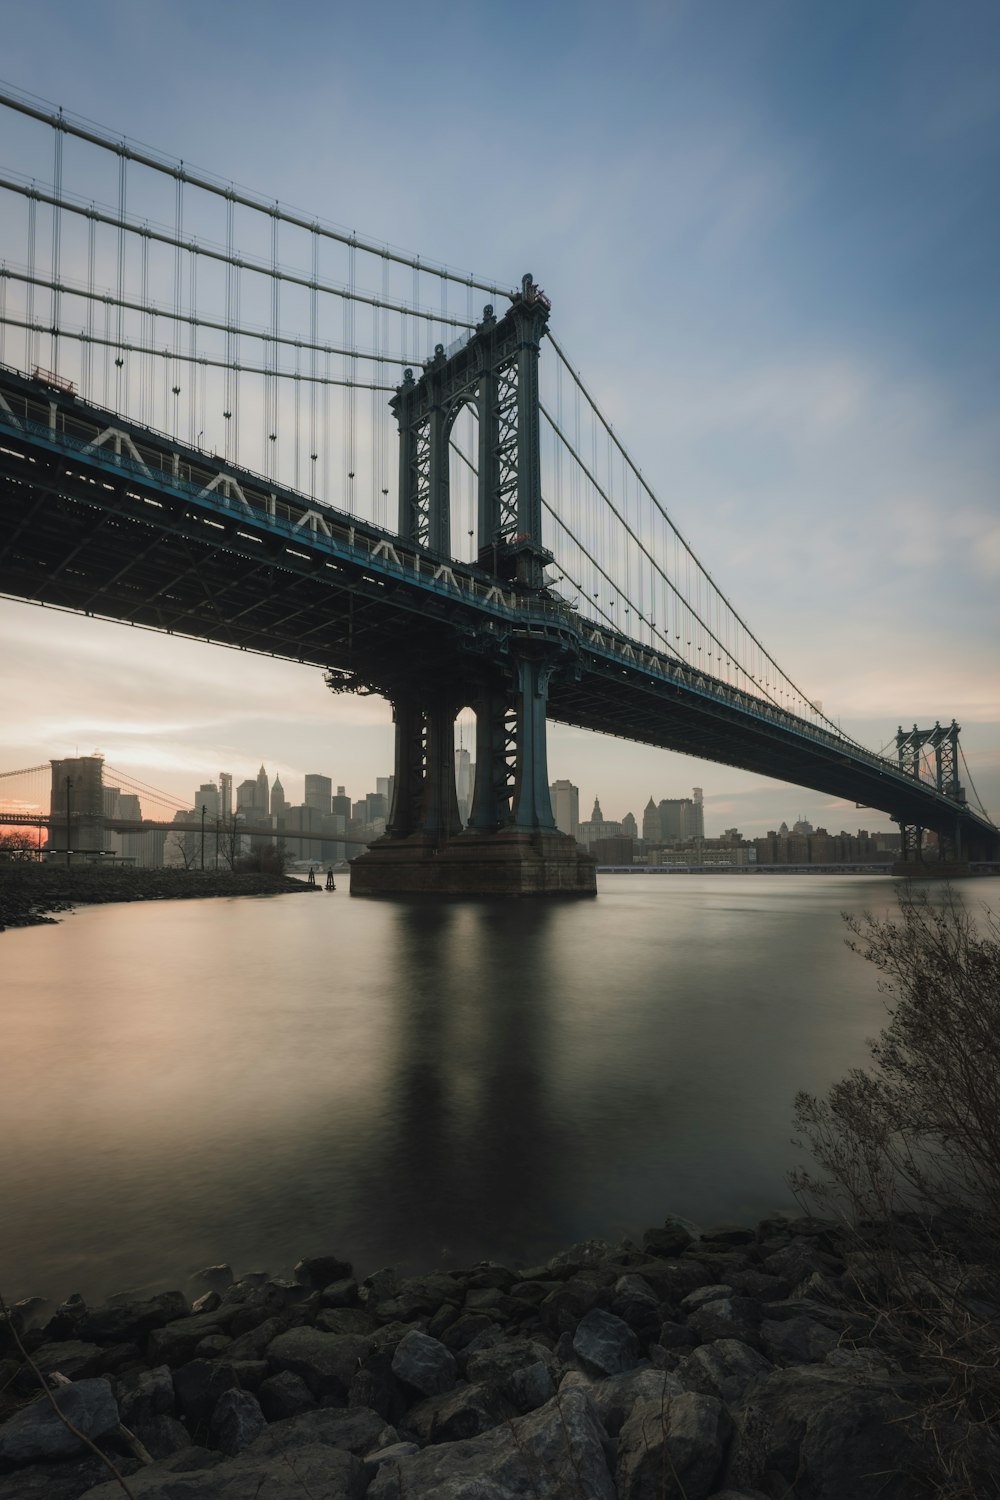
(270, 775, 287, 817)
(304, 774, 333, 815)
(549, 779, 580, 840)
(255, 764, 269, 812)
(219, 772, 233, 821)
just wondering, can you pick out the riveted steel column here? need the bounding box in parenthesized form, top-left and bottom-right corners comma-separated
(468, 678, 513, 832)
(420, 696, 463, 842)
(510, 655, 556, 831)
(387, 699, 425, 838)
(511, 274, 549, 590)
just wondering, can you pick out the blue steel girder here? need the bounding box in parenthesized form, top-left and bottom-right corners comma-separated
(1, 364, 997, 857)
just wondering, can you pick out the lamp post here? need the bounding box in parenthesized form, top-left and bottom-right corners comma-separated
(65, 775, 73, 868)
(200, 803, 207, 871)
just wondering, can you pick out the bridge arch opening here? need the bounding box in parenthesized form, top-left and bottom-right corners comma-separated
(448, 402, 479, 565)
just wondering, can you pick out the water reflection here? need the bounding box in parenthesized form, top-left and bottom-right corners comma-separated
(1, 876, 992, 1304)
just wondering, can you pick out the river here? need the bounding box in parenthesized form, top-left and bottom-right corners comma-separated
(2, 872, 989, 1306)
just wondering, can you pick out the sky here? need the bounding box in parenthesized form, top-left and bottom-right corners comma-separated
(1, 0, 998, 836)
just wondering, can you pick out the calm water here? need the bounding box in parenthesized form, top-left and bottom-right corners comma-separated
(2, 873, 990, 1305)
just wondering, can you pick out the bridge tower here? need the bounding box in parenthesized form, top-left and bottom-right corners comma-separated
(349, 276, 595, 895)
(893, 720, 970, 868)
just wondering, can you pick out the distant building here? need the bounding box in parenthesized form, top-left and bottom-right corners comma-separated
(304, 775, 332, 815)
(549, 779, 580, 841)
(255, 764, 270, 812)
(270, 775, 287, 817)
(49, 755, 104, 860)
(455, 749, 474, 826)
(621, 811, 637, 839)
(196, 782, 221, 821)
(578, 797, 622, 848)
(236, 779, 257, 812)
(219, 772, 233, 821)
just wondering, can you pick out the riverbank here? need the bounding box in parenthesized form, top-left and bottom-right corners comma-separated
(0, 1212, 976, 1499)
(0, 866, 318, 932)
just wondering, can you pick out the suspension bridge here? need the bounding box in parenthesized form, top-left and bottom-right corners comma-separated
(0, 85, 995, 893)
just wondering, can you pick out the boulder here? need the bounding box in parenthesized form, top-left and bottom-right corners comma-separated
(77, 1441, 365, 1499)
(367, 1386, 615, 1499)
(617, 1390, 732, 1500)
(0, 1378, 120, 1463)
(257, 1369, 315, 1421)
(611, 1274, 662, 1330)
(545, 1239, 614, 1279)
(293, 1255, 353, 1289)
(117, 1363, 176, 1427)
(406, 1381, 514, 1443)
(675, 1339, 772, 1406)
(573, 1307, 641, 1375)
(191, 1264, 234, 1294)
(266, 1327, 373, 1400)
(146, 1313, 224, 1367)
(539, 1280, 600, 1335)
(0, 1454, 142, 1500)
(680, 1284, 735, 1314)
(758, 1316, 840, 1366)
(78, 1292, 189, 1348)
(686, 1298, 761, 1348)
(390, 1328, 457, 1396)
(321, 1277, 359, 1308)
(590, 1367, 684, 1439)
(172, 1359, 239, 1427)
(128, 1413, 192, 1460)
(643, 1222, 694, 1257)
(700, 1224, 756, 1247)
(250, 1405, 398, 1458)
(208, 1388, 266, 1455)
(19, 1339, 105, 1385)
(464, 1339, 557, 1413)
(726, 1364, 926, 1499)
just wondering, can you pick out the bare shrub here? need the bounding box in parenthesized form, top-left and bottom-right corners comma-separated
(792, 887, 1000, 1497)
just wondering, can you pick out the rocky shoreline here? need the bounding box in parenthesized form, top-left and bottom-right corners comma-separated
(0, 1214, 964, 1499)
(0, 867, 318, 932)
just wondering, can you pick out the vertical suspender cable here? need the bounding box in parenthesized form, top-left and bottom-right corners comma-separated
(50, 111, 63, 374)
(25, 191, 36, 370)
(115, 149, 126, 412)
(310, 226, 319, 497)
(84, 211, 96, 399)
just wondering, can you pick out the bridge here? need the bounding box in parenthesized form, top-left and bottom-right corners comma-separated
(0, 86, 996, 893)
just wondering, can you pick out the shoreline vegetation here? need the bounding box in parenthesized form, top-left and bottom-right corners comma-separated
(0, 865, 318, 932)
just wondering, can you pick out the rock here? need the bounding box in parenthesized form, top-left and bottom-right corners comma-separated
(190, 1290, 220, 1315)
(676, 1339, 773, 1406)
(347, 1353, 400, 1420)
(758, 1316, 840, 1365)
(726, 1364, 926, 1499)
(77, 1442, 365, 1499)
(701, 1224, 756, 1247)
(131, 1413, 192, 1460)
(221, 1315, 283, 1361)
(146, 1313, 223, 1366)
(612, 1274, 662, 1329)
(316, 1306, 376, 1336)
(0, 1378, 120, 1463)
(209, 1388, 266, 1455)
(294, 1254, 353, 1289)
(643, 1222, 694, 1257)
(250, 1405, 398, 1458)
(40, 1294, 88, 1342)
(367, 1386, 615, 1498)
(193, 1335, 230, 1359)
(266, 1327, 373, 1400)
(440, 1312, 496, 1350)
(573, 1307, 641, 1375)
(545, 1239, 613, 1278)
(390, 1328, 457, 1396)
(464, 1338, 557, 1412)
(658, 1319, 698, 1351)
(21, 1339, 105, 1384)
(406, 1381, 514, 1443)
(0, 1454, 142, 1500)
(687, 1297, 761, 1348)
(366, 1440, 420, 1467)
(539, 1280, 600, 1335)
(192, 1264, 234, 1294)
(258, 1369, 315, 1420)
(590, 1367, 684, 1439)
(359, 1267, 398, 1307)
(174, 1359, 254, 1429)
(680, 1284, 735, 1313)
(78, 1291, 189, 1347)
(118, 1363, 176, 1426)
(617, 1390, 732, 1500)
(321, 1277, 359, 1308)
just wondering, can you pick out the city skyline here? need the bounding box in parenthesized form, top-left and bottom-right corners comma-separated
(1, 1, 997, 835)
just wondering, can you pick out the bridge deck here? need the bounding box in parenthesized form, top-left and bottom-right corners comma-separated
(1, 366, 995, 855)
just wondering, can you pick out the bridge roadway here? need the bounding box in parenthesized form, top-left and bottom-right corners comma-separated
(1, 365, 996, 857)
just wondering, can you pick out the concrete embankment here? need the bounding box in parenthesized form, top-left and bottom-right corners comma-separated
(0, 866, 318, 932)
(0, 1215, 967, 1499)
